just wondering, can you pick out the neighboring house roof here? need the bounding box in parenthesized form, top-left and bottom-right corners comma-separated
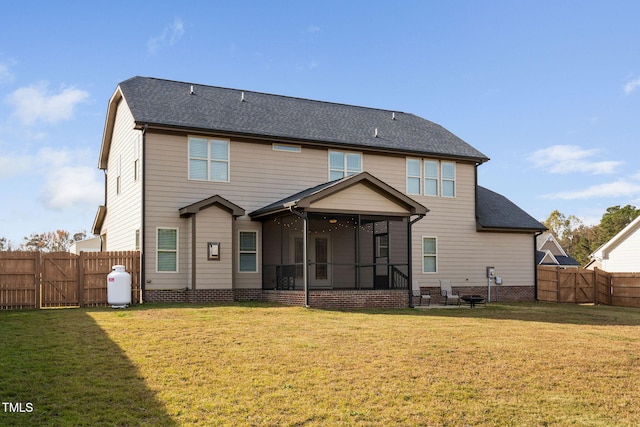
(476, 186, 546, 232)
(536, 251, 581, 266)
(535, 232, 580, 266)
(249, 172, 428, 219)
(99, 76, 489, 169)
(590, 215, 640, 261)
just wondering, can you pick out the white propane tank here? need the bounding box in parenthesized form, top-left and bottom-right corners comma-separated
(107, 265, 131, 308)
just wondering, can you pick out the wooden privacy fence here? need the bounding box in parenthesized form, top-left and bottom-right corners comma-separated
(537, 265, 640, 308)
(0, 251, 140, 310)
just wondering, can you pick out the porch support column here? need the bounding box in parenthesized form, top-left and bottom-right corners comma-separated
(289, 207, 309, 307)
(408, 214, 426, 308)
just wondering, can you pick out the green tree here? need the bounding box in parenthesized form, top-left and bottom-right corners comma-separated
(543, 210, 582, 247)
(596, 205, 640, 247)
(21, 230, 73, 252)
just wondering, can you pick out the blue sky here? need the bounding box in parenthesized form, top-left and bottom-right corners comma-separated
(1, 1, 640, 246)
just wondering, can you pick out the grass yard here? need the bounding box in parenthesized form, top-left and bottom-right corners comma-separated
(1, 303, 640, 426)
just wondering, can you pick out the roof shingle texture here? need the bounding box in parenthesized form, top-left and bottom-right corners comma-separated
(476, 186, 546, 231)
(118, 76, 489, 161)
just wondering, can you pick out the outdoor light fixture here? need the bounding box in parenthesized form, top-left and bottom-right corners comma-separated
(328, 218, 338, 224)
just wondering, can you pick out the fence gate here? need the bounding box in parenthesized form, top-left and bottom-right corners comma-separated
(0, 251, 140, 310)
(41, 253, 80, 308)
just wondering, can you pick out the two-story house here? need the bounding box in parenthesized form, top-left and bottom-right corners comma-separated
(93, 77, 545, 308)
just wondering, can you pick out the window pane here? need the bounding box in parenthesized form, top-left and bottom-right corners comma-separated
(425, 160, 438, 178)
(239, 253, 256, 272)
(189, 138, 208, 158)
(423, 238, 436, 255)
(189, 159, 207, 180)
(158, 252, 177, 272)
(425, 178, 438, 196)
(407, 158, 420, 177)
(330, 170, 344, 181)
(407, 177, 420, 194)
(442, 162, 455, 179)
(210, 161, 228, 181)
(329, 152, 344, 170)
(423, 256, 436, 273)
(346, 153, 361, 172)
(442, 180, 455, 197)
(158, 229, 177, 250)
(210, 139, 228, 160)
(239, 232, 256, 251)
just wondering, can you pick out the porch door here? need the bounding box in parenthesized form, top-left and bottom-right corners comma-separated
(374, 232, 389, 289)
(310, 234, 331, 288)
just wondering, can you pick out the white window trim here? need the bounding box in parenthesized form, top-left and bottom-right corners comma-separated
(422, 236, 438, 274)
(328, 150, 363, 180)
(273, 143, 301, 153)
(406, 158, 422, 195)
(156, 227, 179, 273)
(187, 136, 230, 182)
(238, 230, 259, 273)
(441, 161, 456, 198)
(405, 158, 457, 198)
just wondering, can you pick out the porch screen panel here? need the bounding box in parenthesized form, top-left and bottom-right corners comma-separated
(315, 237, 328, 280)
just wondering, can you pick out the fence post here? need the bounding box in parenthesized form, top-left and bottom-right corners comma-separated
(592, 268, 596, 305)
(34, 251, 42, 309)
(77, 252, 85, 307)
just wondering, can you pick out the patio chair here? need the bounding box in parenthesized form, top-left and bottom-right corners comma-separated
(413, 288, 431, 306)
(439, 279, 460, 306)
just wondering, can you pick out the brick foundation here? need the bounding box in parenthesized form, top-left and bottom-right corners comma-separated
(144, 288, 234, 303)
(415, 285, 535, 305)
(263, 289, 409, 309)
(145, 285, 533, 308)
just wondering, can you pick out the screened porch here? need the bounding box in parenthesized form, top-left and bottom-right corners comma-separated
(262, 213, 410, 290)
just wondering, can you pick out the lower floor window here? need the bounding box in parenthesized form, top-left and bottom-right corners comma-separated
(239, 231, 258, 272)
(422, 237, 437, 273)
(157, 228, 178, 272)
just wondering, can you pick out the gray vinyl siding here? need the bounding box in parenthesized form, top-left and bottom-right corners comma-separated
(194, 205, 233, 289)
(102, 99, 142, 251)
(142, 129, 534, 291)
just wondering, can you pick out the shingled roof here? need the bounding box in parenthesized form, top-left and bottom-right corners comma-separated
(476, 186, 546, 232)
(112, 76, 489, 162)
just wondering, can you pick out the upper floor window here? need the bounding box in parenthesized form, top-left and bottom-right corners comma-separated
(329, 151, 362, 181)
(188, 137, 229, 182)
(405, 158, 456, 197)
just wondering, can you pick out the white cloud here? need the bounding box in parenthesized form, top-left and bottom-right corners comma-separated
(542, 180, 640, 200)
(624, 77, 640, 95)
(0, 152, 31, 178)
(529, 145, 622, 175)
(148, 17, 185, 54)
(5, 82, 89, 126)
(1, 147, 102, 209)
(41, 165, 103, 209)
(0, 61, 15, 84)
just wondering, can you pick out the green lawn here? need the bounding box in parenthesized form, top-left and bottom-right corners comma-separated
(1, 302, 640, 426)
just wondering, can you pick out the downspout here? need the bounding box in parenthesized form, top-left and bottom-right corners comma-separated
(534, 231, 543, 302)
(101, 169, 107, 251)
(288, 207, 309, 307)
(140, 124, 147, 304)
(408, 214, 426, 308)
